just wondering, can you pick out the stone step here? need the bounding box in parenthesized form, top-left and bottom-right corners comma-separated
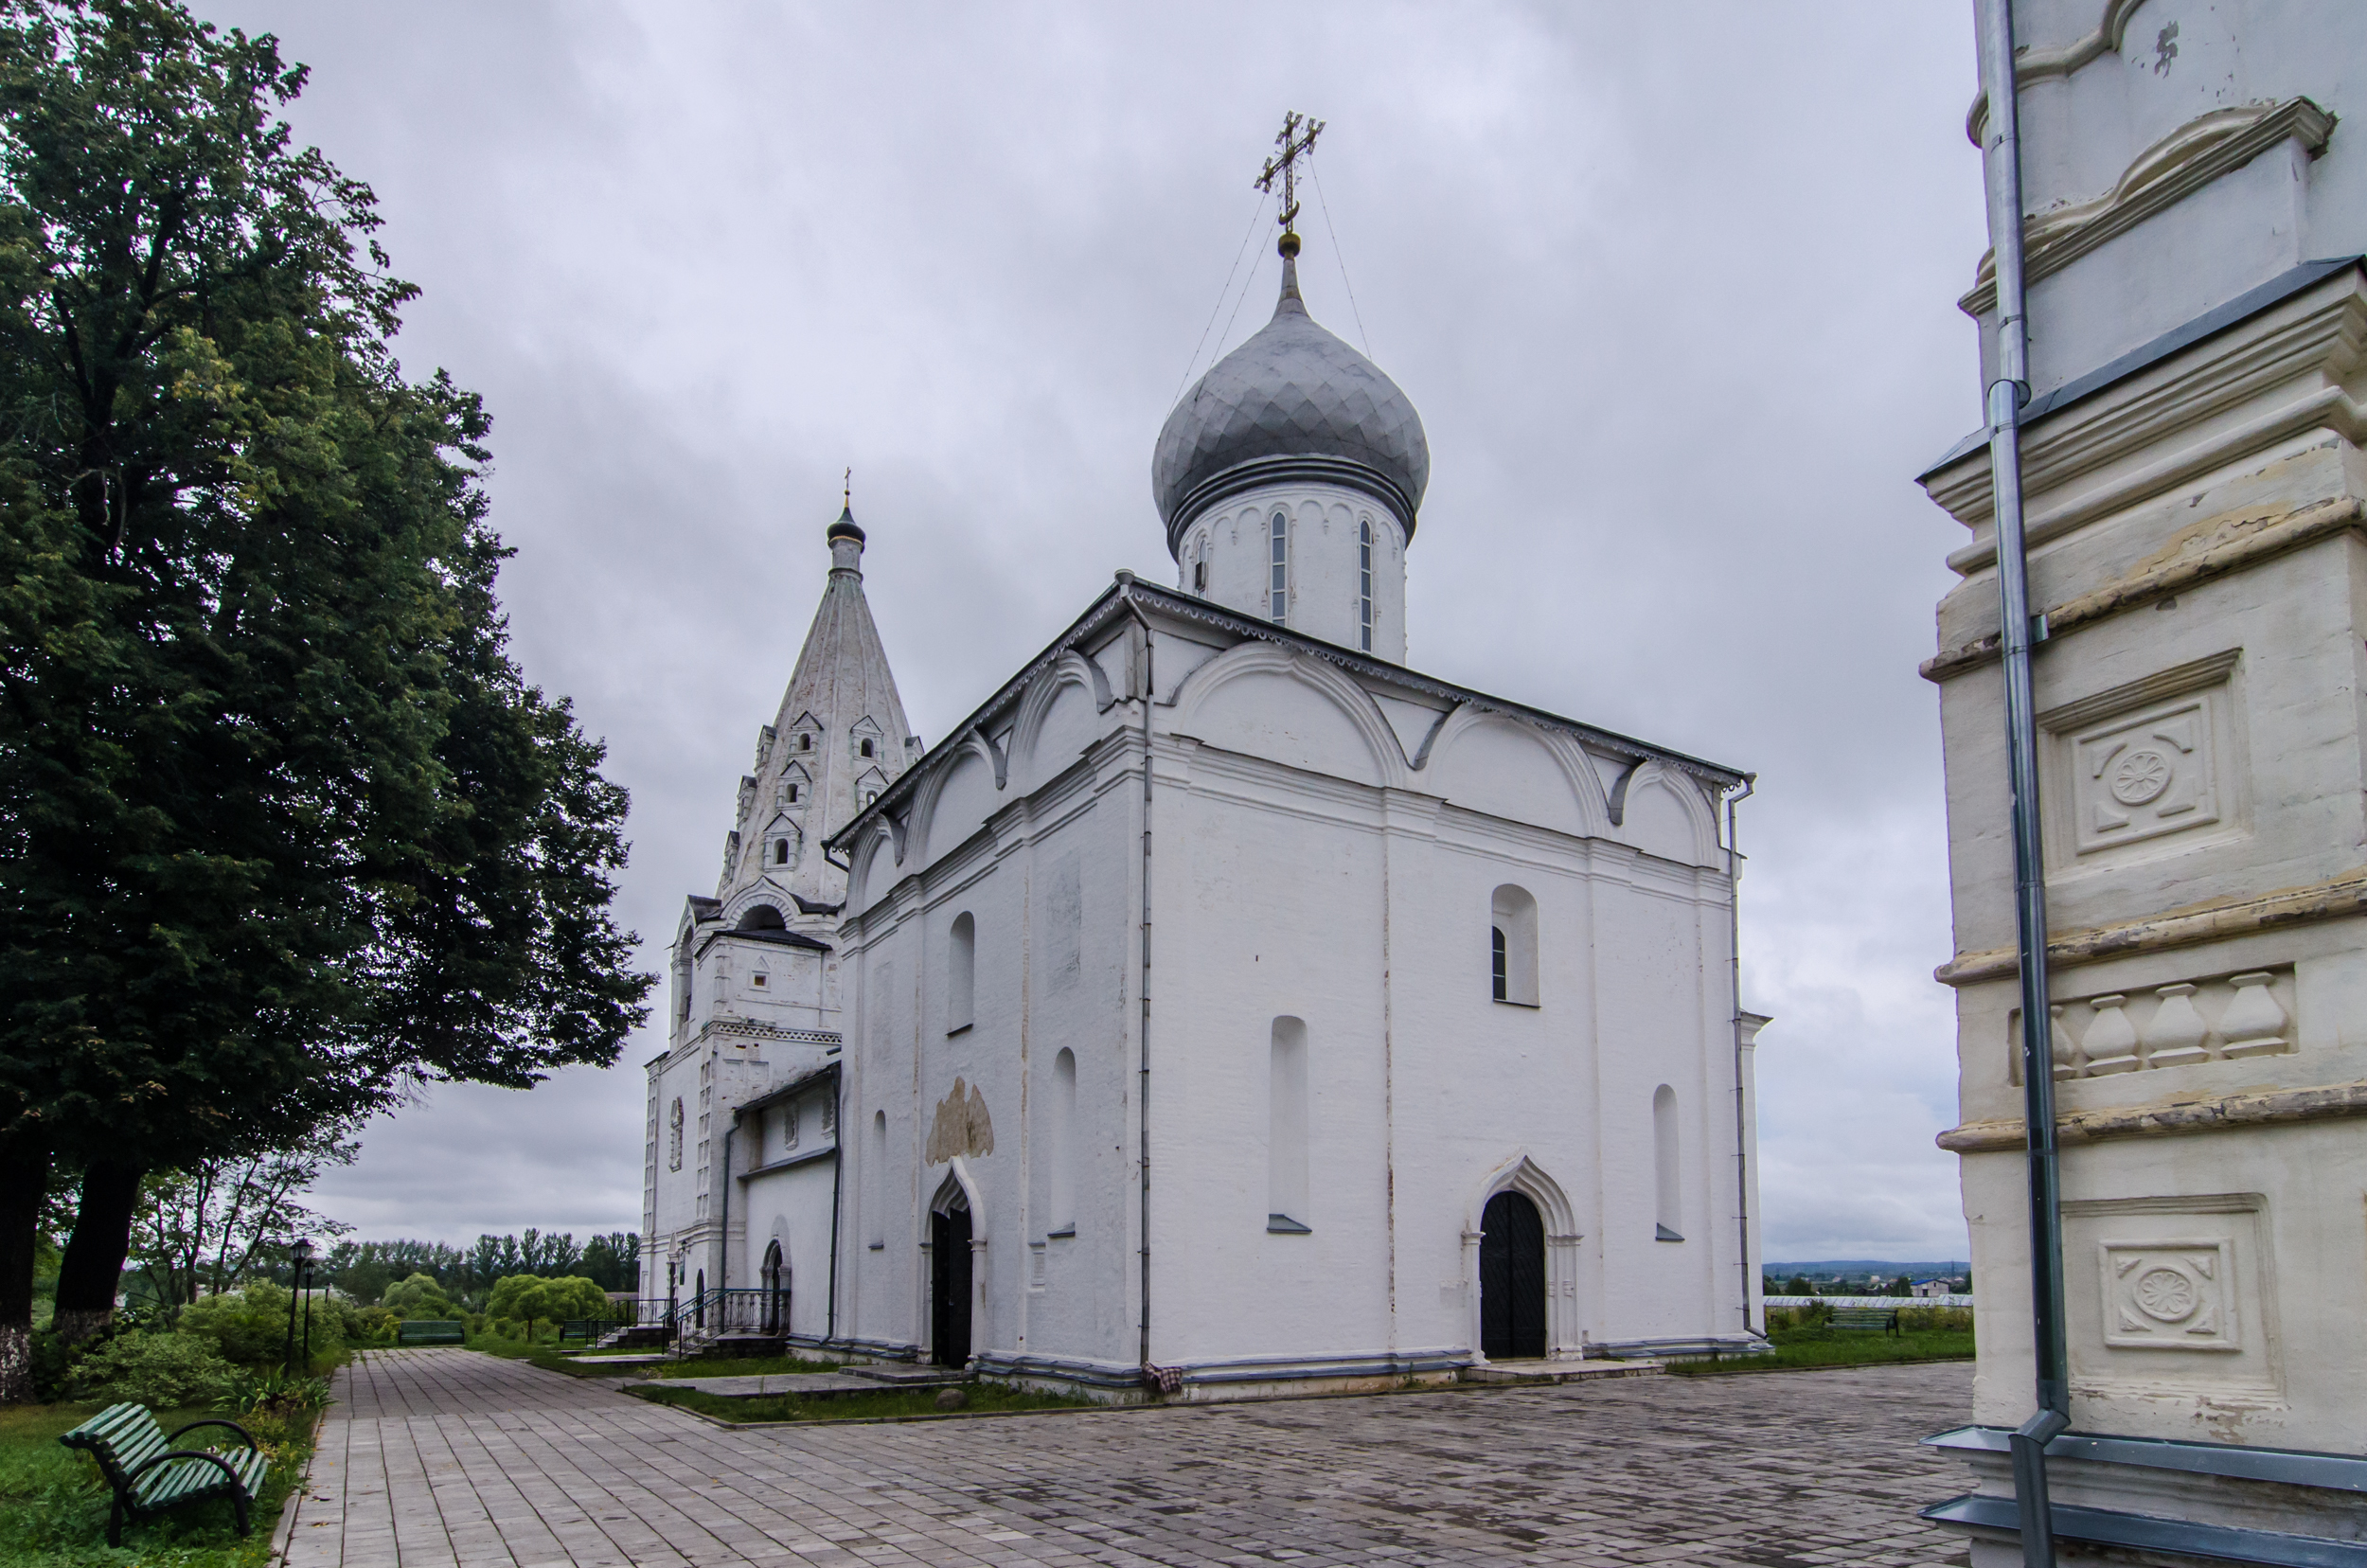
(1459, 1359, 1664, 1385)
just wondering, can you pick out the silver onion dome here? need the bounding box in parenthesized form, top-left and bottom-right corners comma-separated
(1153, 245, 1429, 556)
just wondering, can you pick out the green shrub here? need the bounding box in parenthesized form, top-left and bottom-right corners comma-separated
(66, 1330, 240, 1407)
(178, 1281, 346, 1368)
(1898, 1306, 1974, 1333)
(349, 1305, 402, 1345)
(380, 1273, 456, 1318)
(485, 1275, 608, 1338)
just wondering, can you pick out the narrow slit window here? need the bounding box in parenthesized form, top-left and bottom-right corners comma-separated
(774, 838, 790, 864)
(1269, 510, 1288, 624)
(861, 738, 875, 757)
(1268, 1017, 1309, 1231)
(1194, 558, 1207, 593)
(1048, 1047, 1077, 1236)
(1358, 520, 1373, 651)
(787, 783, 800, 803)
(1653, 1084, 1682, 1240)
(947, 912, 975, 1033)
(1490, 885, 1539, 1007)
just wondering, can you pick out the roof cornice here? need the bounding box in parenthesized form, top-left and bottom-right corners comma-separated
(827, 578, 1748, 853)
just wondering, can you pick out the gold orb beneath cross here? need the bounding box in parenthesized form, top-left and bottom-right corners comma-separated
(1278, 230, 1302, 258)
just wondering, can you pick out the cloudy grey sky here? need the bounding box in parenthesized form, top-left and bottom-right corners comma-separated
(198, 2, 1991, 1264)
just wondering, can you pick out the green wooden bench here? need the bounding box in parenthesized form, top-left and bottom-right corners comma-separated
(1829, 1308, 1901, 1335)
(59, 1401, 267, 1546)
(396, 1318, 466, 1345)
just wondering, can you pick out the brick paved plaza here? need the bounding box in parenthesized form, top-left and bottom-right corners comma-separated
(284, 1349, 1975, 1568)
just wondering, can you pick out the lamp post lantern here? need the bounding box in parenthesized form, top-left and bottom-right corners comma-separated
(285, 1238, 316, 1375)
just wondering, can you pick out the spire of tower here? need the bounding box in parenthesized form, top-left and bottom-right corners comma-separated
(719, 505, 912, 909)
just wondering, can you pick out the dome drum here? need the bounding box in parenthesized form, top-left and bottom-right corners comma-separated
(1164, 453, 1418, 557)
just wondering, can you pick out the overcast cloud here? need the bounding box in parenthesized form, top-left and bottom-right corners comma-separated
(190, 2, 1990, 1263)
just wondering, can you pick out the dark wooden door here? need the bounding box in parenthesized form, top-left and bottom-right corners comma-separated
(1480, 1190, 1546, 1359)
(931, 1204, 973, 1367)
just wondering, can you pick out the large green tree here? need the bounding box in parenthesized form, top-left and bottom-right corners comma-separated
(0, 0, 651, 1399)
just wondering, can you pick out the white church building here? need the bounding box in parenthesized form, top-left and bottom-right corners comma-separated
(642, 223, 1770, 1395)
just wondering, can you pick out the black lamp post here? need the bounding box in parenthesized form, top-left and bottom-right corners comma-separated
(285, 1238, 315, 1374)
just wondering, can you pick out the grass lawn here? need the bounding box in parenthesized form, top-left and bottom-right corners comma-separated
(1669, 1326, 1975, 1376)
(632, 1381, 1095, 1424)
(0, 1399, 319, 1568)
(470, 1337, 853, 1381)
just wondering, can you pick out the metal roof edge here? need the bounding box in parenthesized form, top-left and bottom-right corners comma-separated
(1916, 256, 2367, 483)
(828, 576, 1751, 855)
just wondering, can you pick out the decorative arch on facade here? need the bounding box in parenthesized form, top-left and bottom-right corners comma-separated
(1464, 1153, 1586, 1363)
(1418, 704, 1613, 837)
(721, 887, 792, 930)
(909, 744, 999, 868)
(1006, 651, 1116, 792)
(846, 817, 901, 912)
(1618, 759, 1721, 865)
(1166, 640, 1411, 790)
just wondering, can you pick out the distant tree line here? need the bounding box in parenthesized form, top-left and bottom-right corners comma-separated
(302, 1232, 639, 1305)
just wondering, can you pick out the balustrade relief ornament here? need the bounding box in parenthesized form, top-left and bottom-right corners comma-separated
(2009, 967, 2298, 1083)
(2083, 995, 2143, 1076)
(2216, 972, 2288, 1058)
(2142, 983, 2211, 1070)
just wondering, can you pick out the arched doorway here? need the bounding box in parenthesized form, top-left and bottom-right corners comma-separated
(1480, 1190, 1546, 1359)
(760, 1240, 787, 1334)
(930, 1192, 973, 1367)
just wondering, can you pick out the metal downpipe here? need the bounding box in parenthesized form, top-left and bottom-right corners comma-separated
(1119, 586, 1157, 1381)
(1974, 1, 2072, 1562)
(1725, 775, 1757, 1334)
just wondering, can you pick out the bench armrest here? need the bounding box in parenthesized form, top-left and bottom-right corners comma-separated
(166, 1418, 257, 1451)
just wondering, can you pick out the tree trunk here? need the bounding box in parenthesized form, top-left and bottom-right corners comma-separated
(0, 1137, 48, 1404)
(54, 1161, 142, 1345)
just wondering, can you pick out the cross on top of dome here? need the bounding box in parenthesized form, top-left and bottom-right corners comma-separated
(1256, 111, 1325, 257)
(1152, 116, 1429, 553)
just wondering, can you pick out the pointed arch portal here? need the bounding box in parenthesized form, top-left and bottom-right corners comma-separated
(1479, 1191, 1546, 1359)
(929, 1182, 973, 1367)
(1467, 1154, 1583, 1361)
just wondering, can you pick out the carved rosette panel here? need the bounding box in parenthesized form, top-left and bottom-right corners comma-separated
(2100, 1240, 2238, 1352)
(2041, 651, 2243, 871)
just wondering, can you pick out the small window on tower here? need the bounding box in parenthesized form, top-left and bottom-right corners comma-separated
(1269, 510, 1288, 624)
(1491, 926, 1508, 1002)
(752, 971, 768, 989)
(801, 733, 813, 751)
(1358, 520, 1374, 652)
(787, 783, 800, 803)
(864, 790, 879, 807)
(1194, 558, 1207, 593)
(861, 739, 875, 757)
(774, 838, 790, 864)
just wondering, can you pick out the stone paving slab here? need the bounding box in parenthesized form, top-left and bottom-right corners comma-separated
(285, 1346, 1975, 1568)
